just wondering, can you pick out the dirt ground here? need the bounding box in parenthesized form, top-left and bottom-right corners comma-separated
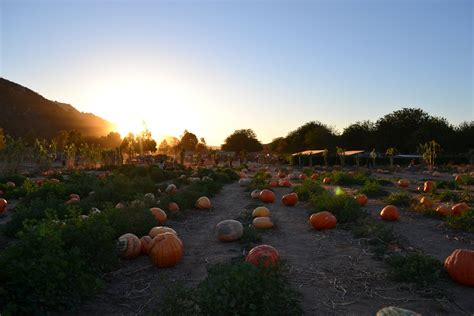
(74, 169, 473, 316)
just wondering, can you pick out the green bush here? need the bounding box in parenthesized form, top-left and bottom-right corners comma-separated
(384, 192, 411, 207)
(350, 216, 397, 257)
(321, 171, 368, 186)
(358, 181, 389, 198)
(157, 262, 302, 316)
(248, 171, 271, 191)
(431, 189, 460, 203)
(310, 191, 364, 223)
(386, 253, 443, 287)
(292, 180, 325, 201)
(435, 180, 458, 190)
(446, 208, 474, 233)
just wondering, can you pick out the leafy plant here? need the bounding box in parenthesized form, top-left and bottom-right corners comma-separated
(446, 208, 474, 233)
(358, 181, 389, 198)
(386, 253, 443, 287)
(310, 191, 364, 223)
(292, 180, 325, 201)
(384, 192, 411, 207)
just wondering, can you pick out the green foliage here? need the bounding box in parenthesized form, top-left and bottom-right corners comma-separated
(446, 208, 474, 233)
(435, 180, 458, 190)
(221, 129, 263, 153)
(384, 192, 411, 207)
(157, 262, 302, 316)
(350, 216, 397, 257)
(430, 189, 460, 203)
(236, 206, 262, 250)
(292, 180, 325, 201)
(386, 253, 443, 287)
(248, 171, 271, 191)
(358, 181, 389, 198)
(310, 191, 364, 223)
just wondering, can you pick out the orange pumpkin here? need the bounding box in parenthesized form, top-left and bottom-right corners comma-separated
(311, 173, 318, 181)
(309, 211, 337, 230)
(252, 206, 270, 218)
(245, 244, 280, 268)
(140, 236, 153, 254)
(0, 198, 7, 213)
(444, 249, 474, 287)
(282, 193, 298, 206)
(195, 196, 211, 209)
(253, 217, 274, 229)
(149, 226, 177, 238)
(322, 177, 332, 184)
(165, 184, 177, 194)
(452, 203, 470, 216)
(65, 197, 80, 205)
(70, 193, 80, 200)
(398, 179, 410, 188)
(423, 181, 435, 193)
(354, 194, 368, 206)
(436, 204, 453, 217)
(419, 196, 434, 209)
(454, 175, 462, 183)
(278, 179, 292, 187)
(299, 174, 307, 180)
(150, 207, 167, 224)
(216, 219, 243, 241)
(251, 190, 260, 199)
(269, 181, 279, 187)
(380, 205, 400, 221)
(277, 171, 286, 179)
(148, 232, 184, 268)
(168, 202, 179, 212)
(117, 233, 142, 259)
(259, 189, 275, 203)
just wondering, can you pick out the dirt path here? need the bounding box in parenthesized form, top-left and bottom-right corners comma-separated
(78, 182, 249, 315)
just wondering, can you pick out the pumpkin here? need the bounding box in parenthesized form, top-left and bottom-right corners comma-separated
(90, 207, 101, 214)
(131, 200, 145, 208)
(150, 207, 167, 224)
(6, 181, 15, 188)
(354, 194, 368, 206)
(252, 217, 274, 229)
(444, 249, 474, 287)
(269, 181, 279, 187)
(432, 171, 441, 177)
(419, 196, 434, 208)
(245, 244, 280, 267)
(195, 196, 211, 209)
(436, 204, 452, 216)
(117, 233, 142, 259)
(140, 236, 153, 254)
(282, 193, 298, 206)
(70, 193, 80, 200)
(251, 190, 260, 199)
(65, 197, 80, 205)
(309, 211, 337, 230)
(239, 178, 251, 186)
(322, 177, 332, 184)
(166, 184, 177, 194)
(252, 206, 271, 218)
(376, 306, 421, 316)
(115, 202, 125, 209)
(168, 202, 179, 212)
(259, 189, 275, 203)
(299, 174, 307, 180)
(279, 179, 292, 187)
(148, 232, 184, 268)
(277, 171, 286, 179)
(216, 219, 243, 241)
(454, 175, 462, 183)
(452, 202, 469, 216)
(287, 173, 296, 180)
(397, 179, 410, 188)
(380, 205, 400, 221)
(144, 193, 156, 204)
(0, 198, 7, 213)
(311, 173, 318, 181)
(149, 226, 177, 238)
(416, 186, 423, 192)
(240, 171, 248, 179)
(423, 181, 435, 193)
(49, 178, 60, 184)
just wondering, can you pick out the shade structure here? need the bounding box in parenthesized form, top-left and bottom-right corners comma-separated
(291, 150, 326, 156)
(342, 150, 364, 156)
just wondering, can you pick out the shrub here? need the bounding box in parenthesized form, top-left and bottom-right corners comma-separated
(310, 191, 364, 223)
(248, 171, 271, 192)
(358, 181, 389, 198)
(350, 216, 397, 257)
(435, 180, 458, 190)
(156, 262, 302, 315)
(386, 253, 443, 287)
(384, 192, 411, 207)
(431, 190, 460, 203)
(446, 208, 474, 233)
(292, 180, 325, 201)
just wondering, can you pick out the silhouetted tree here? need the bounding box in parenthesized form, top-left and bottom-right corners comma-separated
(221, 129, 263, 153)
(179, 130, 199, 151)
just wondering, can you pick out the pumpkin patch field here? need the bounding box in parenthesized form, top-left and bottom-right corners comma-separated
(0, 165, 473, 315)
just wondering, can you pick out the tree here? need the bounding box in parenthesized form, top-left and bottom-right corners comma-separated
(196, 137, 208, 154)
(158, 139, 171, 154)
(221, 129, 263, 154)
(419, 140, 441, 171)
(0, 128, 5, 151)
(179, 130, 199, 151)
(341, 121, 375, 149)
(136, 127, 157, 154)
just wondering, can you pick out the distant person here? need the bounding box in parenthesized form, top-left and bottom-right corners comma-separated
(408, 159, 415, 169)
(369, 149, 377, 168)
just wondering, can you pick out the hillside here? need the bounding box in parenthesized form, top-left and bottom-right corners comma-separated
(0, 78, 115, 139)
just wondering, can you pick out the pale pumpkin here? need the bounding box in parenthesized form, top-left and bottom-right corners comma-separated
(282, 193, 298, 206)
(376, 306, 421, 316)
(245, 244, 280, 268)
(252, 217, 274, 229)
(115, 202, 125, 209)
(195, 196, 211, 209)
(117, 233, 142, 259)
(65, 197, 80, 205)
(259, 189, 275, 203)
(165, 184, 177, 194)
(309, 211, 337, 230)
(149, 226, 177, 238)
(150, 207, 167, 224)
(250, 190, 260, 199)
(148, 232, 184, 268)
(252, 206, 271, 218)
(70, 193, 80, 200)
(444, 249, 474, 287)
(216, 219, 243, 242)
(380, 205, 400, 221)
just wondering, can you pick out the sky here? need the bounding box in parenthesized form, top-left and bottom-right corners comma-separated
(1, 0, 472, 145)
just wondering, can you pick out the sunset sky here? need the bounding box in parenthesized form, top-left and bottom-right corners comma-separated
(1, 0, 472, 145)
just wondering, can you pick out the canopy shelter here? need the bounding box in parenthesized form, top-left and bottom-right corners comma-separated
(395, 154, 422, 158)
(291, 149, 326, 166)
(341, 150, 364, 156)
